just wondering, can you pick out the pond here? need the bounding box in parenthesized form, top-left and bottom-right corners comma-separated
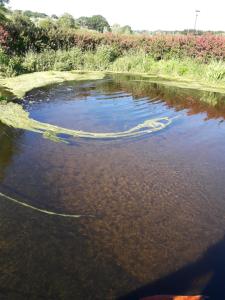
(1, 74, 225, 299)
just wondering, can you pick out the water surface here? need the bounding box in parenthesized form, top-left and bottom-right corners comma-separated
(1, 75, 225, 299)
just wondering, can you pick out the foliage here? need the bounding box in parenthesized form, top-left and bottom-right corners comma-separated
(83, 45, 120, 70)
(57, 13, 76, 29)
(76, 16, 89, 28)
(5, 12, 46, 54)
(21, 45, 120, 73)
(38, 17, 56, 30)
(0, 0, 8, 5)
(23, 10, 48, 19)
(0, 47, 24, 76)
(0, 25, 8, 49)
(110, 50, 154, 73)
(77, 15, 110, 32)
(205, 61, 225, 81)
(0, 46, 9, 76)
(51, 14, 58, 20)
(111, 24, 133, 35)
(0, 3, 8, 23)
(0, 5, 225, 89)
(87, 15, 110, 32)
(2, 43, 224, 93)
(1, 8, 225, 62)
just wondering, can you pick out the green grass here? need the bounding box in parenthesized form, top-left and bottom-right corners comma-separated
(1, 47, 225, 99)
(109, 52, 225, 93)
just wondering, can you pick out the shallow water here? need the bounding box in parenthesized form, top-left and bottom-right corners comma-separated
(1, 75, 225, 299)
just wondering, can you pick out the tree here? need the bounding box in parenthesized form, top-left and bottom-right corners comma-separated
(0, 24, 9, 49)
(38, 17, 56, 30)
(76, 16, 89, 28)
(111, 24, 133, 34)
(51, 14, 58, 20)
(87, 15, 110, 33)
(0, 0, 9, 6)
(58, 13, 76, 29)
(0, 2, 8, 23)
(121, 25, 133, 34)
(23, 10, 48, 19)
(5, 12, 47, 54)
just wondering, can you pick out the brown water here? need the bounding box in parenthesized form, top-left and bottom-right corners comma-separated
(1, 74, 225, 299)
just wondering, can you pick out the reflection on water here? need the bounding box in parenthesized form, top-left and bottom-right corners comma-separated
(1, 75, 225, 299)
(0, 124, 22, 182)
(0, 85, 17, 100)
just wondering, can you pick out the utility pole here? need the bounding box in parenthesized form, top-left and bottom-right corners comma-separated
(194, 10, 200, 34)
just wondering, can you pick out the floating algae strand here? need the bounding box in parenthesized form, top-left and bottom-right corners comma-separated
(0, 192, 94, 218)
(0, 103, 173, 143)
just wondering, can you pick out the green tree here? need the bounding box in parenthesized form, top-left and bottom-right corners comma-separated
(58, 13, 76, 29)
(121, 25, 133, 34)
(51, 14, 58, 20)
(38, 17, 56, 30)
(0, 7, 7, 23)
(76, 16, 89, 28)
(0, 0, 9, 6)
(87, 15, 110, 33)
(6, 12, 48, 54)
(23, 10, 48, 19)
(111, 24, 133, 34)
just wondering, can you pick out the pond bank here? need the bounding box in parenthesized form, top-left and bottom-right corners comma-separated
(0, 71, 105, 99)
(0, 70, 225, 101)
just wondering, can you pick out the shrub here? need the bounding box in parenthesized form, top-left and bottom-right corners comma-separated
(0, 25, 9, 50)
(23, 50, 56, 72)
(111, 51, 154, 73)
(3, 56, 24, 76)
(205, 61, 225, 81)
(0, 47, 24, 76)
(53, 48, 83, 71)
(83, 45, 120, 70)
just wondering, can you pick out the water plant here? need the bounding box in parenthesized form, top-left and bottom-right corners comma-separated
(0, 191, 91, 218)
(0, 102, 173, 143)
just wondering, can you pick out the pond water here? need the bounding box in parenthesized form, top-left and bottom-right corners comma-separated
(1, 74, 225, 299)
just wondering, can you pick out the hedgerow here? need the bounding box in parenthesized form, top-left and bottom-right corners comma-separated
(1, 20, 225, 62)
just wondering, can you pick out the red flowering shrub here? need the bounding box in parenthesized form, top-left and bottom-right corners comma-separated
(70, 32, 225, 62)
(2, 19, 225, 62)
(0, 25, 9, 50)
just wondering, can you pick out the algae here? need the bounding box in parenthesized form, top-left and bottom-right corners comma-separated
(0, 102, 173, 143)
(1, 70, 225, 101)
(0, 192, 93, 218)
(0, 71, 105, 99)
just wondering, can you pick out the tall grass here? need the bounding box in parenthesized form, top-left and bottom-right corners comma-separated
(1, 45, 225, 87)
(110, 51, 225, 84)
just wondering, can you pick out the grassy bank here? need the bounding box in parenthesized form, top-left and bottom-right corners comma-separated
(1, 46, 225, 97)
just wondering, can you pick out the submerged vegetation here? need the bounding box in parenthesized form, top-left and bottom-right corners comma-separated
(0, 191, 89, 218)
(0, 101, 173, 143)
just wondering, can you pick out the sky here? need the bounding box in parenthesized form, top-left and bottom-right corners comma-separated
(8, 0, 225, 31)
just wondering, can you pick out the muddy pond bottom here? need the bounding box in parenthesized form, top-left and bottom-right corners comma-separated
(1, 74, 225, 299)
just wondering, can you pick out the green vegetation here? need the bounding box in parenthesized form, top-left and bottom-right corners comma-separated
(0, 101, 173, 143)
(1, 47, 225, 95)
(0, 1, 225, 96)
(0, 71, 105, 98)
(58, 13, 77, 29)
(111, 24, 133, 34)
(77, 15, 110, 32)
(0, 191, 88, 218)
(110, 52, 225, 92)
